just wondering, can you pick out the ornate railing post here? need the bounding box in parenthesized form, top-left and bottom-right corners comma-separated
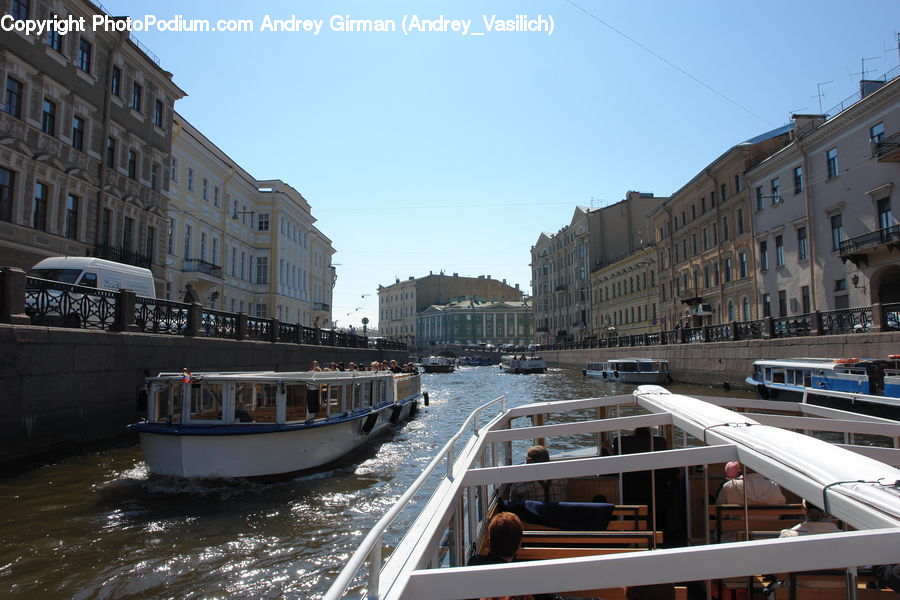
(810, 311, 823, 336)
(270, 318, 280, 342)
(870, 303, 884, 333)
(730, 320, 739, 341)
(113, 289, 138, 332)
(0, 267, 30, 325)
(236, 312, 248, 340)
(186, 302, 205, 336)
(763, 316, 775, 339)
(701, 325, 709, 342)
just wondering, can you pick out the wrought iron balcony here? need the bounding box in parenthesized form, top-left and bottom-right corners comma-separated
(555, 284, 568, 292)
(839, 224, 900, 267)
(872, 131, 900, 162)
(94, 244, 151, 268)
(182, 259, 222, 278)
(313, 302, 330, 311)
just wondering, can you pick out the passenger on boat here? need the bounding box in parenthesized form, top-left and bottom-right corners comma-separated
(468, 512, 524, 566)
(717, 462, 785, 505)
(370, 361, 380, 371)
(390, 360, 403, 373)
(779, 500, 840, 537)
(310, 360, 322, 372)
(508, 445, 567, 503)
(348, 362, 358, 371)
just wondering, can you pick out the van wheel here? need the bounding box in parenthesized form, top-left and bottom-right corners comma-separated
(63, 313, 82, 328)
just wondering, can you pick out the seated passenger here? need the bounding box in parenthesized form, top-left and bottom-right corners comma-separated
(468, 512, 523, 565)
(508, 445, 566, 503)
(779, 500, 840, 537)
(717, 461, 785, 505)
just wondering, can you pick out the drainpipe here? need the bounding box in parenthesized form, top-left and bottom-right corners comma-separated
(96, 34, 125, 254)
(796, 137, 818, 312)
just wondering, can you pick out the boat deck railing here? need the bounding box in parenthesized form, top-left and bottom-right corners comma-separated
(323, 395, 509, 600)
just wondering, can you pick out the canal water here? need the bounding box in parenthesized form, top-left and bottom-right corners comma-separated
(0, 367, 748, 599)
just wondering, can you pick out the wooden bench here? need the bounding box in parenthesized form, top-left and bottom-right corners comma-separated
(521, 529, 663, 548)
(708, 504, 806, 543)
(519, 504, 650, 532)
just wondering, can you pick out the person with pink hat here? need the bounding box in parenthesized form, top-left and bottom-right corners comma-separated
(717, 461, 785, 505)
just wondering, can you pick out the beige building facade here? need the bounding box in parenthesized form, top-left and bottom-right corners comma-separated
(650, 127, 792, 329)
(589, 245, 659, 337)
(747, 76, 900, 317)
(0, 0, 184, 293)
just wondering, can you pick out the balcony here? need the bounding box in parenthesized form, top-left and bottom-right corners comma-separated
(182, 258, 222, 278)
(555, 284, 568, 293)
(94, 244, 151, 268)
(838, 224, 900, 267)
(873, 132, 900, 162)
(313, 302, 330, 311)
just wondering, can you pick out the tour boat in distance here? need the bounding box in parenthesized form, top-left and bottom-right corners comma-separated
(325, 385, 900, 600)
(746, 356, 900, 420)
(420, 356, 456, 373)
(584, 358, 670, 383)
(499, 354, 546, 374)
(129, 369, 423, 479)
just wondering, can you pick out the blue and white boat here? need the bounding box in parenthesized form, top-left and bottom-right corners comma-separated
(584, 358, 670, 383)
(747, 356, 900, 419)
(129, 369, 423, 479)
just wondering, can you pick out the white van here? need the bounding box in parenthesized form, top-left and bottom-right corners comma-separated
(28, 256, 156, 298)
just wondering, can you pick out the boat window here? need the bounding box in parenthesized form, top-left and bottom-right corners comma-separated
(351, 383, 362, 412)
(360, 381, 372, 407)
(190, 382, 223, 421)
(640, 362, 654, 372)
(328, 385, 343, 415)
(803, 370, 811, 387)
(154, 381, 183, 422)
(772, 369, 785, 384)
(251, 384, 278, 423)
(285, 384, 307, 422)
(314, 385, 329, 419)
(765, 367, 772, 382)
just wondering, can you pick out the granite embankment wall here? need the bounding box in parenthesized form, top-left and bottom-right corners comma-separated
(0, 324, 406, 475)
(542, 331, 900, 389)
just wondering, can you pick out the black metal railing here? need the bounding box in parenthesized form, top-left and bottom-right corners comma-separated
(16, 274, 405, 349)
(93, 244, 152, 268)
(182, 258, 222, 278)
(873, 130, 900, 159)
(820, 306, 873, 335)
(838, 224, 900, 256)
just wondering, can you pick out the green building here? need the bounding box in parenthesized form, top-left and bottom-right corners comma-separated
(417, 297, 533, 347)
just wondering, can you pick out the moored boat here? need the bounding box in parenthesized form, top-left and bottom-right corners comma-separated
(326, 385, 900, 599)
(128, 369, 423, 479)
(420, 356, 456, 373)
(747, 356, 900, 420)
(500, 354, 546, 374)
(457, 356, 492, 367)
(584, 358, 670, 383)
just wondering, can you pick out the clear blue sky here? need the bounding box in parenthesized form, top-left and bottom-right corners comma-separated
(103, 0, 899, 330)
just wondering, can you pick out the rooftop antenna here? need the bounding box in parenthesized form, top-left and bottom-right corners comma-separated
(850, 56, 880, 81)
(813, 81, 832, 114)
(787, 107, 807, 123)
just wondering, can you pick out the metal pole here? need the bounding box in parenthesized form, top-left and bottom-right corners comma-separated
(367, 534, 382, 600)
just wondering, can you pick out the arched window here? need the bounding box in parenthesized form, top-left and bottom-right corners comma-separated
(741, 296, 750, 321)
(727, 299, 735, 322)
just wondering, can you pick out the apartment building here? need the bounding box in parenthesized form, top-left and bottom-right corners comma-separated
(418, 298, 533, 348)
(379, 272, 524, 348)
(649, 126, 792, 329)
(589, 245, 659, 337)
(747, 75, 900, 316)
(0, 0, 184, 292)
(167, 114, 334, 326)
(531, 191, 662, 344)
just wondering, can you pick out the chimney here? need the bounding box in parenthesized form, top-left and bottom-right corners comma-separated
(860, 79, 887, 99)
(791, 114, 826, 137)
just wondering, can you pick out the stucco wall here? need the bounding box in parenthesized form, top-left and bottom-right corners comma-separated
(0, 324, 406, 475)
(541, 331, 900, 388)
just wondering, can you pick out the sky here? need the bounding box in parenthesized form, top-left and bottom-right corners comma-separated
(101, 0, 900, 331)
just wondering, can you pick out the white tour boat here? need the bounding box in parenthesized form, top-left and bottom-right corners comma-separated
(500, 355, 547, 374)
(584, 358, 670, 383)
(129, 369, 423, 479)
(420, 356, 456, 373)
(747, 356, 900, 420)
(326, 385, 900, 599)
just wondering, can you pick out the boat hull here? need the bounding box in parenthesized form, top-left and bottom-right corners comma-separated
(747, 377, 900, 420)
(585, 369, 668, 384)
(421, 365, 455, 373)
(135, 401, 417, 479)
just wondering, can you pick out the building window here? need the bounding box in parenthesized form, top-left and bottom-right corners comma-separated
(257, 256, 268, 284)
(704, 265, 710, 288)
(770, 177, 781, 204)
(878, 198, 892, 233)
(762, 293, 771, 318)
(724, 257, 733, 282)
(183, 224, 192, 259)
(111, 65, 121, 97)
(71, 115, 84, 151)
(106, 137, 116, 168)
(123, 216, 134, 251)
(41, 99, 56, 136)
(690, 204, 696, 221)
(834, 278, 846, 292)
(65, 194, 78, 240)
(186, 167, 194, 192)
(702, 228, 708, 251)
(700, 197, 706, 214)
(211, 237, 218, 265)
(778, 290, 787, 317)
(167, 218, 175, 254)
(150, 164, 158, 191)
(759, 240, 768, 270)
(831, 213, 843, 251)
(775, 235, 784, 267)
(755, 186, 764, 211)
(32, 182, 47, 231)
(722, 216, 729, 242)
(11, 0, 29, 20)
(153, 99, 164, 127)
(128, 150, 137, 179)
(200, 232, 207, 262)
(870, 122, 884, 145)
(77, 37, 92, 73)
(797, 227, 808, 260)
(46, 15, 62, 52)
(691, 233, 697, 254)
(131, 82, 142, 112)
(734, 174, 741, 193)
(169, 157, 178, 182)
(257, 213, 270, 231)
(202, 178, 209, 200)
(4, 77, 23, 119)
(146, 226, 155, 262)
(801, 286, 810, 314)
(101, 208, 110, 245)
(737, 208, 744, 234)
(739, 252, 748, 278)
(721, 183, 727, 203)
(710, 191, 717, 207)
(213, 186, 220, 207)
(742, 296, 750, 321)
(826, 147, 839, 178)
(793, 166, 803, 194)
(1, 168, 15, 223)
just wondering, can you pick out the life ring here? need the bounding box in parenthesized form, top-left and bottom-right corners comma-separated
(835, 358, 860, 364)
(888, 354, 900, 360)
(602, 371, 608, 379)
(582, 369, 587, 376)
(757, 383, 770, 400)
(360, 412, 378, 435)
(423, 391, 430, 406)
(390, 404, 403, 423)
(613, 370, 620, 378)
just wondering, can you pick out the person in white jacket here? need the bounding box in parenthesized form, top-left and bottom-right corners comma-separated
(716, 461, 786, 505)
(780, 500, 841, 537)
